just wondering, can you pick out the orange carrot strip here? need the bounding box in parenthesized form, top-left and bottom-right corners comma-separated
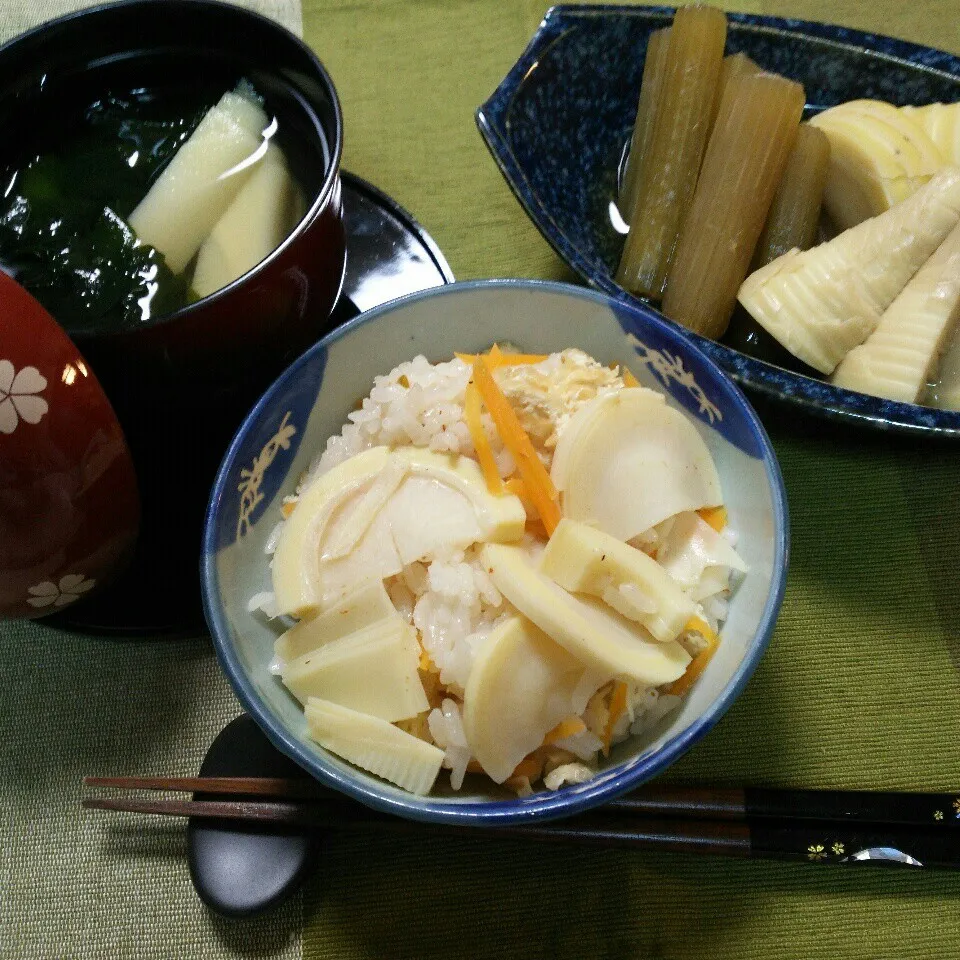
(511, 752, 545, 780)
(543, 716, 587, 745)
(622, 368, 641, 388)
(472, 356, 561, 534)
(464, 380, 503, 494)
(281, 500, 297, 518)
(666, 617, 719, 696)
(456, 349, 549, 369)
(603, 681, 629, 756)
(698, 505, 728, 532)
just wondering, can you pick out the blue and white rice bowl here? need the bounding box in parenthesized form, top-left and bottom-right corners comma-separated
(201, 280, 789, 825)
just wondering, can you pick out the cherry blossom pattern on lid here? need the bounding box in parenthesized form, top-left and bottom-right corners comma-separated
(26, 574, 96, 608)
(0, 360, 48, 435)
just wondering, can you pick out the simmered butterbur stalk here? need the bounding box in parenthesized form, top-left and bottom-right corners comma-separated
(737, 167, 960, 374)
(128, 88, 268, 273)
(709, 52, 760, 131)
(752, 124, 831, 268)
(615, 5, 727, 298)
(831, 220, 960, 402)
(662, 71, 804, 338)
(618, 26, 670, 220)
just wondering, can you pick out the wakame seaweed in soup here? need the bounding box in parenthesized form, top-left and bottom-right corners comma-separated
(0, 80, 308, 335)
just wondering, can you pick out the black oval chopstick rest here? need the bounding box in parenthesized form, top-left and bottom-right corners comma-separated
(188, 714, 320, 917)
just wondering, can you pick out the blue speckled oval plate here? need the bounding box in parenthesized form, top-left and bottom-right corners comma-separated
(476, 4, 960, 437)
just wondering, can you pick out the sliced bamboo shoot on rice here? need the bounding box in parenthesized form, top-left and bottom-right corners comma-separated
(305, 698, 444, 795)
(282, 616, 428, 721)
(540, 519, 695, 643)
(737, 167, 960, 374)
(831, 220, 960, 402)
(128, 87, 268, 273)
(550, 389, 722, 543)
(615, 4, 727, 298)
(661, 70, 804, 339)
(481, 543, 691, 685)
(274, 579, 397, 663)
(463, 616, 600, 784)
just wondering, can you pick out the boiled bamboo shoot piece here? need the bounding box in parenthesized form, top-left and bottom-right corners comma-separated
(615, 5, 727, 298)
(128, 88, 268, 273)
(662, 70, 805, 338)
(463, 617, 598, 784)
(809, 100, 944, 231)
(901, 102, 960, 166)
(831, 220, 960, 402)
(305, 698, 444, 795)
(752, 124, 830, 268)
(619, 27, 670, 221)
(192, 144, 294, 298)
(737, 166, 960, 374)
(930, 327, 960, 410)
(540, 519, 695, 643)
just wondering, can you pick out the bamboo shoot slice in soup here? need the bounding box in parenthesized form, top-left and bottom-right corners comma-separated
(192, 143, 295, 299)
(128, 88, 269, 273)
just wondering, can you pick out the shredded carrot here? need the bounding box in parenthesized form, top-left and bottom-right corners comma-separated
(464, 380, 503, 494)
(666, 617, 719, 697)
(622, 367, 641, 388)
(602, 681, 629, 757)
(471, 356, 561, 534)
(698, 505, 728, 532)
(456, 348, 549, 369)
(543, 716, 586, 745)
(281, 501, 297, 518)
(511, 752, 545, 781)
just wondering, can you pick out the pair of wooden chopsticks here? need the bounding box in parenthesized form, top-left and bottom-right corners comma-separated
(83, 777, 960, 868)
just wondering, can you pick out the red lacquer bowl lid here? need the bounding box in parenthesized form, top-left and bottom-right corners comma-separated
(0, 272, 140, 619)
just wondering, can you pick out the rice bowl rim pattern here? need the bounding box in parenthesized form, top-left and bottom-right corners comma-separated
(201, 279, 789, 825)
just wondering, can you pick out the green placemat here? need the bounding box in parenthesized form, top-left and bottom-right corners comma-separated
(299, 1, 960, 957)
